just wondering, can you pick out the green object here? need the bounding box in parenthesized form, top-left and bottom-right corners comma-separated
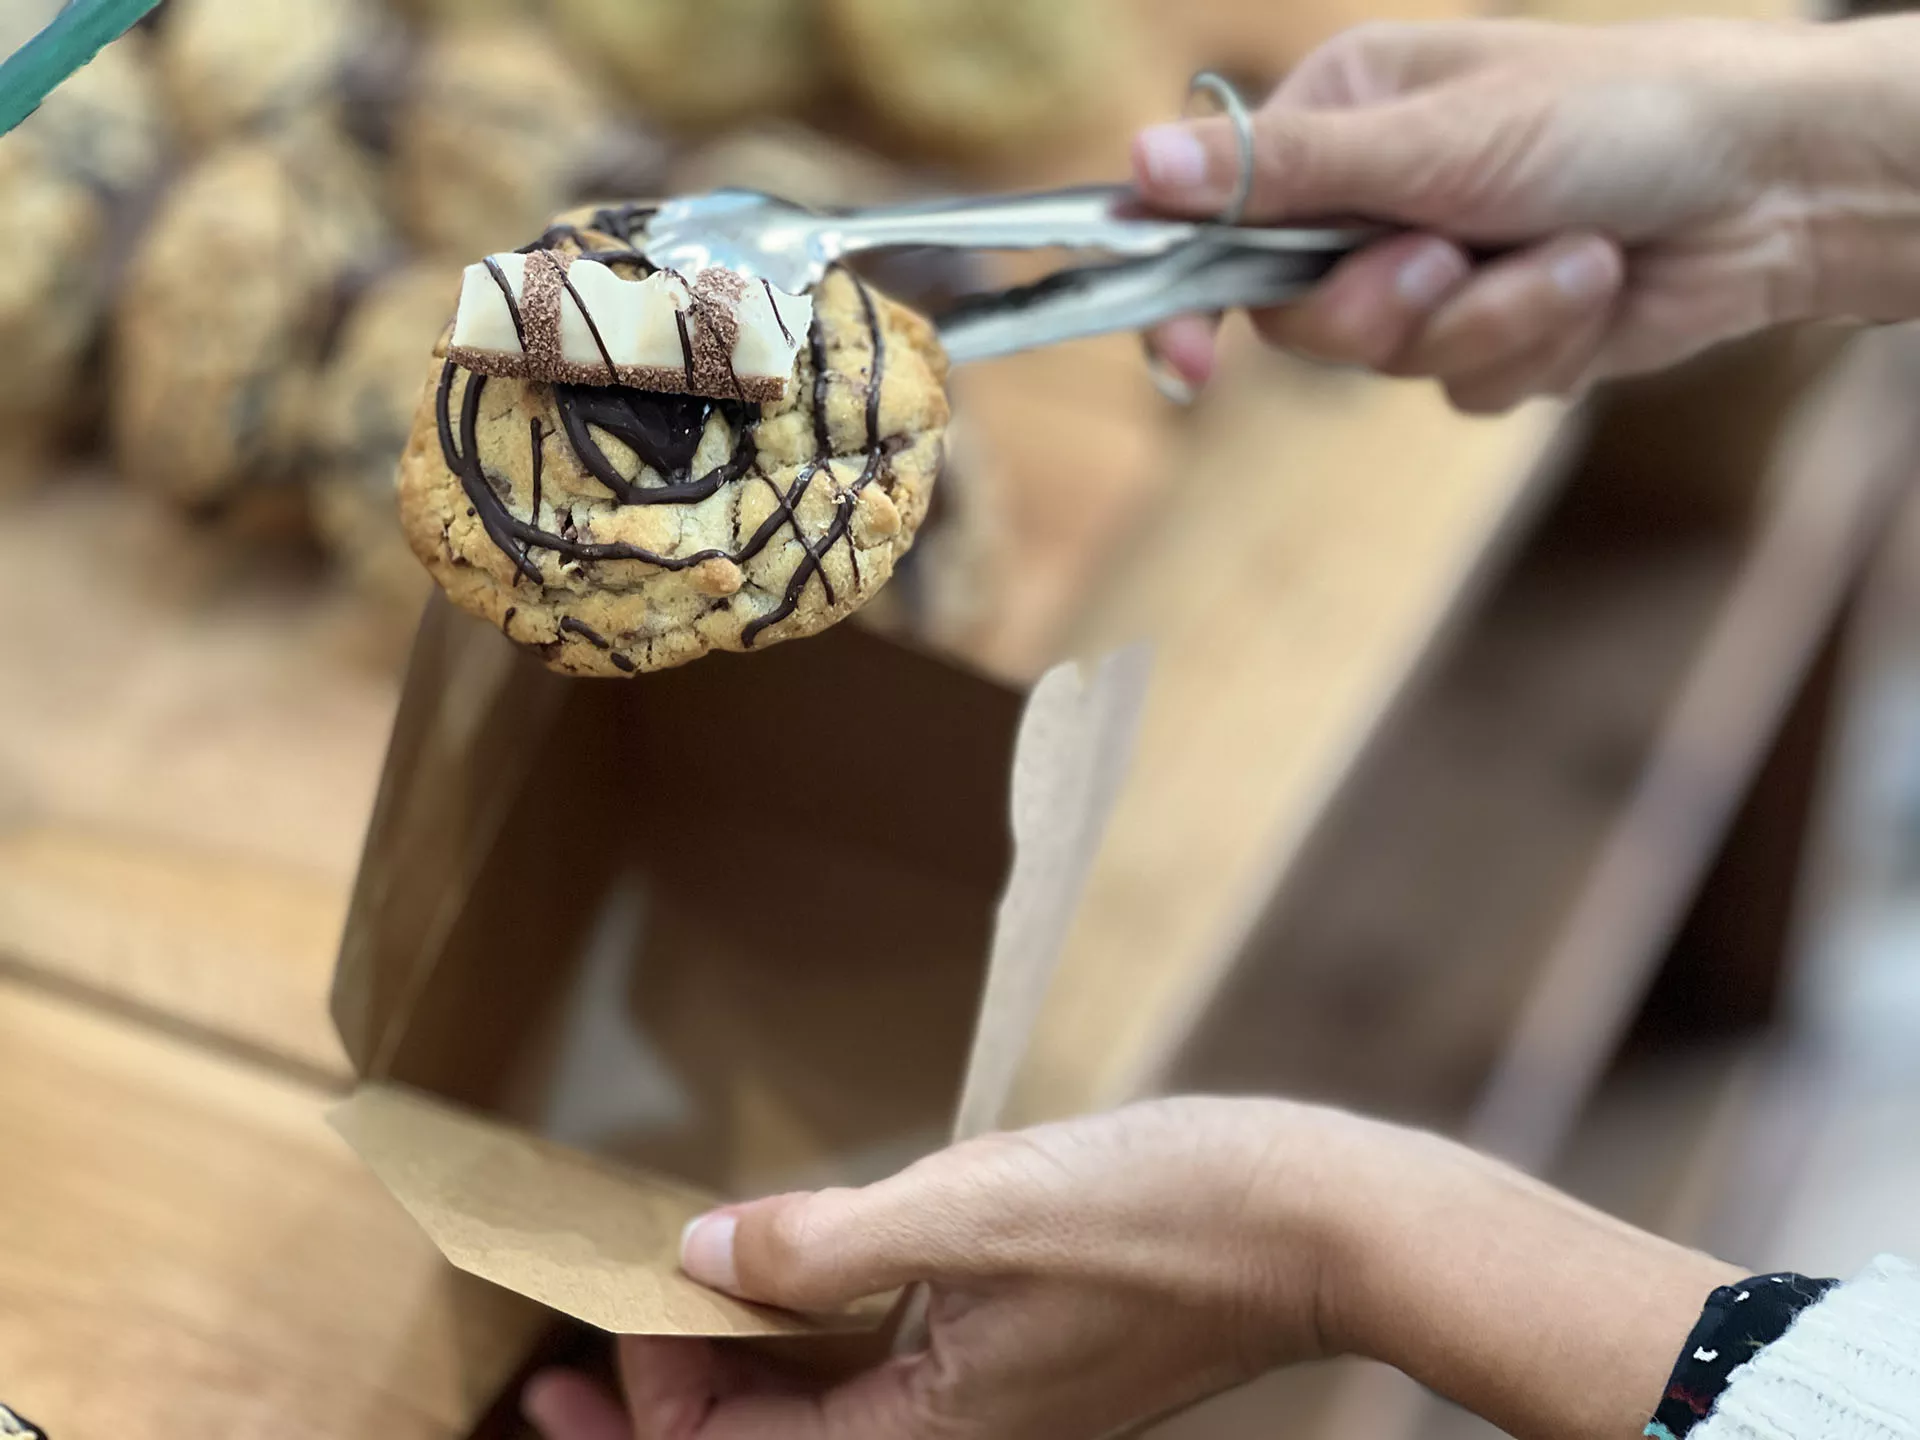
(0, 0, 165, 138)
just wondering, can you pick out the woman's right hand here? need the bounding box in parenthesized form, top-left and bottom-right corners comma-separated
(1136, 15, 1920, 412)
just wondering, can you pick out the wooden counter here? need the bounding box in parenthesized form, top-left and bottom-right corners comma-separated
(0, 973, 546, 1439)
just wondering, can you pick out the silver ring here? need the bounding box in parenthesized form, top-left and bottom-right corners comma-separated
(1185, 70, 1254, 227)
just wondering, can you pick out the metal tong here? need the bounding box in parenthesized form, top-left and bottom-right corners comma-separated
(640, 74, 1379, 371)
(643, 186, 1374, 366)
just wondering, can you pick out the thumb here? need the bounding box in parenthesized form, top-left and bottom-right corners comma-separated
(1133, 98, 1465, 225)
(680, 1146, 1048, 1313)
(679, 1185, 938, 1314)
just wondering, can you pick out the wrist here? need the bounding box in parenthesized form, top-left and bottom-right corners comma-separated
(1305, 1120, 1743, 1440)
(1772, 17, 1920, 322)
(1228, 1102, 1436, 1360)
(1295, 1114, 1478, 1361)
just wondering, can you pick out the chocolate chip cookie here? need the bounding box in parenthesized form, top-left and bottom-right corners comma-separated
(0, 148, 109, 476)
(388, 22, 664, 260)
(550, 0, 820, 130)
(823, 0, 1120, 163)
(155, 0, 379, 149)
(0, 34, 165, 474)
(112, 119, 390, 505)
(397, 206, 950, 676)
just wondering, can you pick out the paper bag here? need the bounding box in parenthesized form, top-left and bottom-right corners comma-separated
(330, 594, 1148, 1340)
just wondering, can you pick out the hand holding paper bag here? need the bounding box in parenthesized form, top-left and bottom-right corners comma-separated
(525, 1097, 1338, 1440)
(524, 1098, 1739, 1440)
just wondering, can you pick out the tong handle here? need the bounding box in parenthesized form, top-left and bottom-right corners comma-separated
(829, 187, 1383, 260)
(826, 185, 1197, 261)
(936, 243, 1345, 366)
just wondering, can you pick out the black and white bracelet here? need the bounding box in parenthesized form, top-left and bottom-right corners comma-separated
(1645, 1272, 1841, 1440)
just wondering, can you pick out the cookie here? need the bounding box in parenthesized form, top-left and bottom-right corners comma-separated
(0, 147, 106, 477)
(387, 0, 539, 27)
(389, 22, 665, 260)
(822, 0, 1118, 163)
(112, 120, 390, 506)
(311, 263, 455, 614)
(667, 123, 908, 211)
(0, 34, 167, 475)
(398, 207, 950, 676)
(155, 0, 380, 149)
(549, 0, 820, 130)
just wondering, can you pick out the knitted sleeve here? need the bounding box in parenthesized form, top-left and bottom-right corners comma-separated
(1694, 1255, 1920, 1440)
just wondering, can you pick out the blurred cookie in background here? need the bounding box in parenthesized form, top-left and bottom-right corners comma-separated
(551, 0, 821, 131)
(309, 262, 452, 617)
(0, 32, 167, 481)
(389, 21, 666, 258)
(821, 0, 1123, 166)
(0, 148, 107, 483)
(667, 120, 906, 208)
(154, 0, 382, 150)
(384, 0, 538, 28)
(112, 119, 391, 508)
(1137, 0, 1475, 98)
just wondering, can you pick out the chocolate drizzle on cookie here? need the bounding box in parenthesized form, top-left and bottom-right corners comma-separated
(559, 616, 612, 648)
(434, 215, 896, 653)
(740, 278, 889, 647)
(481, 257, 526, 350)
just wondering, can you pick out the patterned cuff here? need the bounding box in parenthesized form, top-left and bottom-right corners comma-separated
(0, 1406, 46, 1439)
(1645, 1272, 1840, 1440)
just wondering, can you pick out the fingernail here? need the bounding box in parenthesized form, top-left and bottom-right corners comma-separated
(1396, 244, 1468, 309)
(1137, 124, 1208, 189)
(1551, 244, 1617, 303)
(680, 1212, 738, 1292)
(520, 1373, 563, 1433)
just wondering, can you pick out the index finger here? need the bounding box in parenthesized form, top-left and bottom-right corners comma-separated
(614, 1336, 930, 1440)
(1132, 93, 1450, 225)
(1273, 19, 1568, 108)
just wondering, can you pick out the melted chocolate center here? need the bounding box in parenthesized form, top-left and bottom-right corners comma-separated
(554, 386, 759, 508)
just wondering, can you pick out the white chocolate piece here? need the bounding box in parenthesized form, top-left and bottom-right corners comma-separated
(448, 250, 813, 403)
(450, 252, 529, 355)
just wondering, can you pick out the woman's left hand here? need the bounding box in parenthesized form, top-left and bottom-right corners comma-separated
(521, 1097, 1348, 1440)
(521, 1094, 1737, 1440)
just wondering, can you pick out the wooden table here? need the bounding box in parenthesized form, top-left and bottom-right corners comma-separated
(0, 972, 547, 1439)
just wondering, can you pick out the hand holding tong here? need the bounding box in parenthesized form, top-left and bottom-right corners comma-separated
(639, 75, 1380, 369)
(642, 185, 1377, 366)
